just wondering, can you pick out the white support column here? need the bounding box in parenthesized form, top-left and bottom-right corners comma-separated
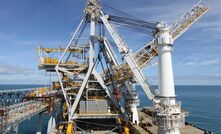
(47, 114, 56, 134)
(158, 47, 176, 101)
(89, 15, 96, 64)
(36, 113, 43, 134)
(11, 124, 19, 134)
(130, 102, 139, 125)
(157, 31, 179, 134)
(90, 15, 96, 37)
(154, 23, 184, 134)
(124, 81, 139, 124)
(103, 37, 119, 66)
(155, 22, 176, 105)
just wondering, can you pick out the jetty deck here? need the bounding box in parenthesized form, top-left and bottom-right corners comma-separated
(135, 107, 205, 134)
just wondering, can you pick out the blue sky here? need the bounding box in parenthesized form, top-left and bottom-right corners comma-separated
(0, 0, 220, 85)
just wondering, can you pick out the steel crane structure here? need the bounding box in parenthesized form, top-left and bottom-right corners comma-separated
(0, 0, 209, 134)
(50, 0, 209, 133)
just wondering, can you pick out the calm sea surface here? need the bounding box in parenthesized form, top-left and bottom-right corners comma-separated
(0, 85, 220, 134)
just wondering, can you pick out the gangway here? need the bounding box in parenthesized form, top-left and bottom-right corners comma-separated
(0, 87, 48, 106)
(0, 100, 49, 133)
(0, 86, 65, 133)
(0, 88, 38, 95)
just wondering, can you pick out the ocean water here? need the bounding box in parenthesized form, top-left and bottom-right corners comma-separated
(0, 84, 45, 90)
(0, 85, 220, 134)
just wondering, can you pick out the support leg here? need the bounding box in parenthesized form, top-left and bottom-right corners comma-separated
(47, 113, 56, 134)
(36, 113, 43, 134)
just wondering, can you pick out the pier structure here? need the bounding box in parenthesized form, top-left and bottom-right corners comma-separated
(0, 87, 49, 106)
(0, 86, 61, 133)
(0, 100, 48, 133)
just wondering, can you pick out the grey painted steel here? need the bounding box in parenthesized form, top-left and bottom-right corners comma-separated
(80, 100, 108, 113)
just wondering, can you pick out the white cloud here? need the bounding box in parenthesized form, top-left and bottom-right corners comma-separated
(0, 63, 34, 75)
(16, 40, 61, 47)
(0, 32, 16, 40)
(123, 1, 200, 24)
(180, 58, 220, 67)
(200, 58, 220, 65)
(0, 62, 60, 84)
(125, 0, 221, 36)
(144, 75, 221, 85)
(174, 75, 221, 85)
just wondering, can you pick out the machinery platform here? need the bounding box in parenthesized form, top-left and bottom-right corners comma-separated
(133, 107, 211, 134)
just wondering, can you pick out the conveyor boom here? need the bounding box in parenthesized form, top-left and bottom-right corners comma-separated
(134, 0, 208, 68)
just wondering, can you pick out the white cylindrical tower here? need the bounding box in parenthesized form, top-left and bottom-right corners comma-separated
(156, 23, 175, 98)
(153, 22, 184, 134)
(158, 44, 175, 97)
(157, 33, 176, 105)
